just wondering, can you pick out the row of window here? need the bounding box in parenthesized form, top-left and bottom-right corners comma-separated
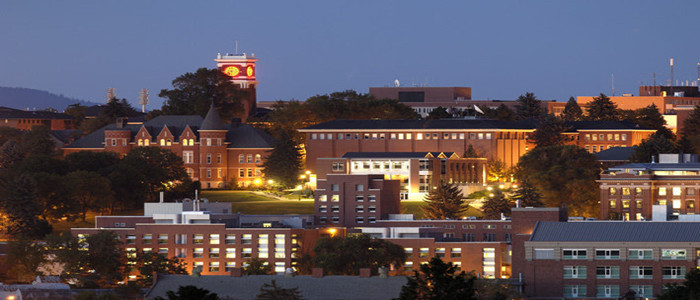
(585, 145, 626, 153)
(127, 246, 288, 259)
(535, 249, 687, 260)
(584, 133, 628, 142)
(238, 168, 262, 178)
(318, 216, 377, 224)
(317, 194, 378, 202)
(419, 224, 507, 230)
(318, 205, 378, 214)
(238, 154, 262, 164)
(563, 265, 686, 280)
(135, 138, 223, 147)
(310, 132, 494, 141)
(564, 285, 652, 298)
(123, 233, 290, 245)
(129, 249, 289, 273)
(609, 186, 698, 197)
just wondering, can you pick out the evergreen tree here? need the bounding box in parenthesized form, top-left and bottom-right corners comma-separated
(561, 97, 583, 121)
(0, 173, 52, 238)
(481, 189, 514, 219)
(515, 92, 543, 120)
(397, 257, 476, 300)
(421, 184, 468, 219)
(262, 132, 302, 188)
(629, 132, 680, 163)
(134, 252, 187, 286)
(256, 280, 304, 300)
(155, 285, 219, 300)
(529, 115, 570, 148)
(683, 105, 700, 138)
(244, 258, 273, 275)
(463, 144, 479, 158)
(586, 93, 619, 121)
(511, 181, 543, 207)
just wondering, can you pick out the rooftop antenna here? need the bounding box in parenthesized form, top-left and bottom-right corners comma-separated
(697, 62, 700, 83)
(235, 40, 238, 55)
(106, 88, 116, 103)
(139, 89, 150, 113)
(611, 74, 615, 96)
(670, 58, 674, 86)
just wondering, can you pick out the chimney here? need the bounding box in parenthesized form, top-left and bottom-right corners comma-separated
(359, 268, 371, 278)
(159, 192, 164, 203)
(312, 268, 324, 278)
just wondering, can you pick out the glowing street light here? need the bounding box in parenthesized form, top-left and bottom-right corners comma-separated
(267, 179, 274, 185)
(328, 228, 337, 237)
(253, 179, 261, 185)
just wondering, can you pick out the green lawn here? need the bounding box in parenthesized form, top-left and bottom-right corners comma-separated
(202, 190, 315, 215)
(400, 200, 483, 219)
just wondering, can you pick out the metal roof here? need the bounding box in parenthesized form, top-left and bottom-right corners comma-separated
(530, 221, 700, 242)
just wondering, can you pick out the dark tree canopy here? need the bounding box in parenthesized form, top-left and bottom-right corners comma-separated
(426, 106, 451, 120)
(683, 105, 700, 138)
(529, 115, 570, 148)
(155, 285, 219, 300)
(481, 189, 514, 219)
(80, 98, 141, 134)
(515, 92, 543, 120)
(134, 252, 187, 286)
(262, 132, 302, 189)
(397, 257, 476, 300)
(0, 172, 52, 238)
(256, 280, 304, 300)
(47, 231, 126, 287)
(629, 132, 680, 163)
(657, 268, 700, 300)
(463, 144, 479, 158)
(244, 258, 273, 275)
(586, 93, 619, 121)
(313, 234, 405, 275)
(561, 97, 583, 122)
(159, 67, 247, 121)
(421, 183, 468, 219)
(511, 181, 543, 207)
(480, 104, 516, 121)
(515, 145, 600, 217)
(622, 104, 673, 138)
(121, 147, 188, 201)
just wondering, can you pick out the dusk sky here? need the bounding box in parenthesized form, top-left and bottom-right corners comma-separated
(2, 1, 699, 110)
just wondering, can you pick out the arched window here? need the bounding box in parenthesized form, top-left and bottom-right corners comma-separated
(182, 139, 188, 146)
(160, 139, 165, 146)
(255, 154, 261, 163)
(137, 139, 143, 146)
(189, 139, 194, 145)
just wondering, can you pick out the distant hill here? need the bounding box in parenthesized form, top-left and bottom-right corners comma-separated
(0, 86, 99, 112)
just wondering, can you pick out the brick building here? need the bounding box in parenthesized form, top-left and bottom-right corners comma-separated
(300, 119, 655, 173)
(0, 106, 75, 130)
(63, 104, 274, 188)
(599, 153, 700, 220)
(314, 174, 401, 227)
(519, 221, 700, 299)
(316, 152, 487, 200)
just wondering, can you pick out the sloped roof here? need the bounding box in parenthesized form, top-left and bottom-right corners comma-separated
(594, 146, 635, 161)
(342, 152, 456, 159)
(146, 274, 407, 300)
(65, 115, 273, 149)
(301, 119, 652, 131)
(530, 221, 700, 242)
(200, 104, 226, 130)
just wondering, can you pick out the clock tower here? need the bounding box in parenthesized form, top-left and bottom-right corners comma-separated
(215, 52, 258, 122)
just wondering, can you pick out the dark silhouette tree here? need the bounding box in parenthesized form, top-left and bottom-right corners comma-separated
(65, 170, 114, 221)
(313, 234, 405, 275)
(262, 132, 302, 189)
(47, 231, 126, 287)
(255, 280, 304, 300)
(159, 67, 246, 121)
(5, 236, 46, 282)
(396, 257, 476, 300)
(0, 172, 52, 238)
(586, 93, 619, 121)
(561, 97, 583, 121)
(515, 92, 543, 120)
(244, 258, 274, 275)
(683, 105, 700, 138)
(657, 268, 700, 300)
(629, 132, 680, 163)
(481, 189, 514, 219)
(426, 106, 451, 119)
(529, 115, 570, 148)
(511, 181, 543, 207)
(463, 144, 479, 158)
(154, 285, 219, 300)
(121, 147, 187, 201)
(134, 251, 187, 286)
(422, 183, 468, 219)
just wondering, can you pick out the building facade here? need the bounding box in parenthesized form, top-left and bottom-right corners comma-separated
(316, 152, 487, 200)
(63, 105, 274, 188)
(0, 106, 75, 130)
(300, 119, 655, 173)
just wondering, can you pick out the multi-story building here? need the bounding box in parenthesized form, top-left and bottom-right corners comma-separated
(599, 153, 700, 220)
(71, 201, 321, 277)
(314, 174, 401, 227)
(63, 104, 274, 188)
(316, 152, 487, 200)
(518, 220, 700, 299)
(300, 119, 655, 173)
(0, 106, 75, 130)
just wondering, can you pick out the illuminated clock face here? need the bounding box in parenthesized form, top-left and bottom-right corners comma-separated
(246, 66, 254, 77)
(223, 66, 240, 77)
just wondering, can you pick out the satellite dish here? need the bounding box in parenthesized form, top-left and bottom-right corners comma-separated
(394, 79, 400, 87)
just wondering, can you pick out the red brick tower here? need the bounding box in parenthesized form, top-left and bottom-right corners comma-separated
(198, 104, 229, 189)
(214, 52, 258, 123)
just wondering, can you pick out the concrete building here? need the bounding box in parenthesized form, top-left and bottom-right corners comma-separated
(299, 119, 655, 173)
(63, 104, 274, 188)
(316, 152, 487, 200)
(599, 153, 700, 220)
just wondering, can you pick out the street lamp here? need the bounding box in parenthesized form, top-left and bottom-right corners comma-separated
(267, 179, 274, 185)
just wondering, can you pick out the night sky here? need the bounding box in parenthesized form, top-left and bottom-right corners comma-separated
(2, 1, 699, 109)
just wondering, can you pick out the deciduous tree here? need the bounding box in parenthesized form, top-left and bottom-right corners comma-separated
(397, 257, 476, 300)
(244, 258, 273, 275)
(313, 234, 405, 275)
(121, 147, 187, 201)
(421, 183, 468, 220)
(65, 170, 114, 221)
(5, 236, 46, 283)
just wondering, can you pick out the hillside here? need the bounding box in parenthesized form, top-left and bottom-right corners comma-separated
(0, 86, 98, 112)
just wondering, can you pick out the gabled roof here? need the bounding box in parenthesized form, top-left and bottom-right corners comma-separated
(342, 152, 457, 159)
(65, 114, 274, 149)
(300, 119, 652, 131)
(530, 221, 700, 242)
